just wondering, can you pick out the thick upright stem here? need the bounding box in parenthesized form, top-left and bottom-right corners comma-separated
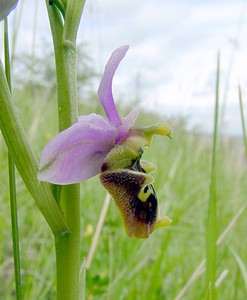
(53, 40, 81, 298)
(55, 185, 81, 300)
(54, 41, 81, 300)
(45, 2, 83, 299)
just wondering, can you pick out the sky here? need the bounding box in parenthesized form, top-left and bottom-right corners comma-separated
(1, 0, 247, 135)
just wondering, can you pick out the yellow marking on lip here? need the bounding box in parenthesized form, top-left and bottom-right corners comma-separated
(138, 186, 152, 202)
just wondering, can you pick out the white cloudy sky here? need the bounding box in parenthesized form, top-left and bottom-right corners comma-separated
(1, 0, 247, 135)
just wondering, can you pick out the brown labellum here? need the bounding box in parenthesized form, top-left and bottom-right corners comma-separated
(100, 169, 158, 238)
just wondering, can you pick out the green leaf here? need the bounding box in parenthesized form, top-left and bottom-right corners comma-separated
(0, 61, 68, 236)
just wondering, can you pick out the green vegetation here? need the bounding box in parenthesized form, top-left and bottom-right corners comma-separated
(0, 84, 246, 299)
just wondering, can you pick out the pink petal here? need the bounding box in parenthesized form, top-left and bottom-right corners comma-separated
(115, 108, 139, 144)
(98, 45, 129, 128)
(38, 114, 116, 184)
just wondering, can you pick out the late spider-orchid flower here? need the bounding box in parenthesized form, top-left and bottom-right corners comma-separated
(0, 0, 18, 21)
(38, 45, 172, 238)
(38, 46, 139, 184)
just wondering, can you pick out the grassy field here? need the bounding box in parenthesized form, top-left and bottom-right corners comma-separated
(0, 86, 247, 299)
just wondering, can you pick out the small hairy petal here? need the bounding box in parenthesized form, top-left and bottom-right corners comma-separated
(98, 45, 129, 128)
(115, 108, 139, 144)
(0, 0, 18, 21)
(38, 114, 116, 184)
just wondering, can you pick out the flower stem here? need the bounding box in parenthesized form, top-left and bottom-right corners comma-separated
(45, 1, 85, 298)
(55, 185, 81, 299)
(4, 17, 22, 300)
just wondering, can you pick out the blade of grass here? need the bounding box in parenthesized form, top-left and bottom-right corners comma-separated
(215, 269, 229, 288)
(175, 260, 206, 300)
(232, 250, 247, 294)
(86, 193, 111, 269)
(220, 3, 245, 125)
(4, 17, 22, 300)
(238, 86, 247, 159)
(205, 52, 220, 299)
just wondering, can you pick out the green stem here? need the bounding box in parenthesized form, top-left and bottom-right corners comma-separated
(4, 18, 22, 300)
(55, 185, 81, 299)
(45, 1, 85, 298)
(46, 3, 78, 130)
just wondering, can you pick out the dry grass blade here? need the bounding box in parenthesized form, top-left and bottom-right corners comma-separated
(232, 250, 247, 294)
(86, 193, 111, 269)
(238, 86, 247, 159)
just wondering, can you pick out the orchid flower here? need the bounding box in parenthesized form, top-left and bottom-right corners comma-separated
(38, 45, 172, 238)
(0, 0, 18, 21)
